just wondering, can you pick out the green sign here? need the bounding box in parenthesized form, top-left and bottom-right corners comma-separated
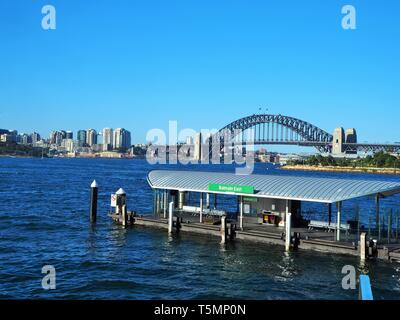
(243, 197, 258, 203)
(208, 183, 254, 194)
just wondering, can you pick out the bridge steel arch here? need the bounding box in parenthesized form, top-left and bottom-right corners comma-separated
(214, 114, 333, 152)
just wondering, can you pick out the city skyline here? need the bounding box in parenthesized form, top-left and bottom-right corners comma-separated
(1, 1, 400, 147)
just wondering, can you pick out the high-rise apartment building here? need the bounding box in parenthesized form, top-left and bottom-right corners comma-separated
(86, 129, 97, 146)
(102, 128, 113, 151)
(77, 130, 87, 147)
(113, 128, 131, 150)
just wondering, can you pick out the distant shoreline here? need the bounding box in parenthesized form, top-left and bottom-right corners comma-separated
(281, 164, 400, 175)
(0, 154, 145, 159)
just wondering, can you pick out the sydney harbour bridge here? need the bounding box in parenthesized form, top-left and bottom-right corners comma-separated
(210, 114, 400, 155)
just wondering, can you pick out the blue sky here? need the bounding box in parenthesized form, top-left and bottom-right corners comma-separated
(0, 0, 399, 149)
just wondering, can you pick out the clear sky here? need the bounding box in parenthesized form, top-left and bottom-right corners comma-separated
(0, 0, 399, 149)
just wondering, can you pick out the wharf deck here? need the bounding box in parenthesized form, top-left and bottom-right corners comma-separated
(131, 214, 400, 260)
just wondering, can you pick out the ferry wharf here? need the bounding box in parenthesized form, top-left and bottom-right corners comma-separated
(109, 170, 400, 262)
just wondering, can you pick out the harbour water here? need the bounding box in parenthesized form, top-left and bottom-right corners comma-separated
(0, 158, 399, 299)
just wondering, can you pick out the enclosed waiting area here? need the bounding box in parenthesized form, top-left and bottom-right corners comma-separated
(147, 170, 400, 251)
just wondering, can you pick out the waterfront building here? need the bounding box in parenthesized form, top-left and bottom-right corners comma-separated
(66, 131, 73, 140)
(8, 130, 18, 143)
(0, 133, 12, 143)
(31, 132, 41, 144)
(61, 138, 74, 153)
(91, 144, 103, 153)
(102, 128, 113, 151)
(278, 153, 304, 165)
(86, 129, 97, 146)
(49, 131, 63, 146)
(113, 128, 131, 150)
(77, 130, 87, 147)
(21, 133, 32, 145)
(193, 132, 202, 161)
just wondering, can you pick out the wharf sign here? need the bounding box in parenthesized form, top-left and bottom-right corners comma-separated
(208, 183, 254, 194)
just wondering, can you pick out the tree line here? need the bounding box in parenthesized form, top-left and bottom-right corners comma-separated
(288, 152, 400, 168)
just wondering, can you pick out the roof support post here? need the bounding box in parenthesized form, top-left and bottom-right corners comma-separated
(328, 203, 332, 225)
(375, 194, 380, 233)
(178, 191, 185, 210)
(160, 190, 164, 213)
(336, 201, 342, 241)
(153, 190, 157, 215)
(285, 201, 292, 252)
(163, 190, 168, 219)
(206, 193, 210, 209)
(199, 192, 203, 223)
(239, 196, 244, 230)
(214, 193, 217, 209)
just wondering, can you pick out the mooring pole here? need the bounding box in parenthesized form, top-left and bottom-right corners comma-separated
(168, 201, 174, 234)
(220, 215, 227, 244)
(285, 211, 292, 252)
(239, 196, 244, 230)
(90, 180, 98, 223)
(360, 232, 367, 261)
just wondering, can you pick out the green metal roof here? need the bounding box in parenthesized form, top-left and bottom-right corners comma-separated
(147, 170, 400, 203)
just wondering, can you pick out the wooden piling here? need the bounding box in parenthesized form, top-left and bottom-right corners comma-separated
(90, 180, 98, 223)
(122, 204, 127, 227)
(360, 232, 367, 261)
(220, 215, 227, 244)
(168, 201, 174, 234)
(285, 212, 292, 251)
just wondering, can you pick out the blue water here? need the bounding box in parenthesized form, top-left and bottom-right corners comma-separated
(0, 158, 399, 300)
